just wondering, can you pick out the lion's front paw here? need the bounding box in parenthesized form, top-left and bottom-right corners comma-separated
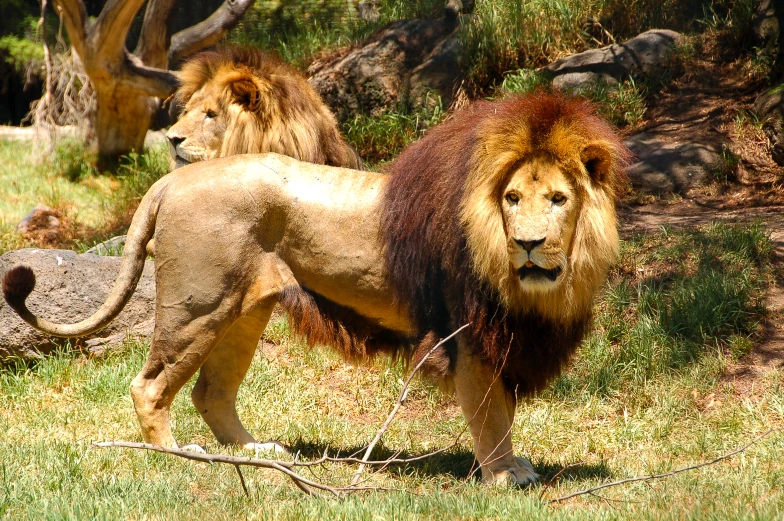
(484, 456, 539, 486)
(244, 441, 289, 457)
(180, 443, 207, 454)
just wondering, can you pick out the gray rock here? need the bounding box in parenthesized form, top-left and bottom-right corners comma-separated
(0, 249, 156, 360)
(308, 14, 460, 121)
(552, 71, 617, 90)
(624, 132, 720, 194)
(85, 235, 127, 256)
(545, 29, 683, 89)
(753, 86, 784, 165)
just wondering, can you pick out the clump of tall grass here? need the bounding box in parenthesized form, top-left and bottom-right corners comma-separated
(550, 222, 772, 398)
(459, 0, 600, 89)
(49, 137, 99, 182)
(570, 78, 647, 127)
(341, 94, 446, 166)
(231, 0, 446, 67)
(499, 70, 646, 128)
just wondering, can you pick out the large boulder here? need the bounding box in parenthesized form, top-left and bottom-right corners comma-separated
(544, 29, 683, 90)
(308, 10, 461, 121)
(624, 132, 720, 194)
(754, 86, 784, 165)
(0, 249, 155, 360)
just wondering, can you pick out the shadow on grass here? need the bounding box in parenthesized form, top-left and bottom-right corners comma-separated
(536, 460, 612, 484)
(287, 439, 613, 484)
(287, 438, 478, 480)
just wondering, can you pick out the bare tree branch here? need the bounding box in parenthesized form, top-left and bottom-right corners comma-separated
(123, 52, 180, 97)
(351, 324, 470, 486)
(95, 325, 474, 496)
(235, 465, 250, 497)
(93, 441, 339, 496)
(51, 0, 87, 58)
(135, 0, 177, 68)
(548, 429, 780, 503)
(169, 0, 256, 64)
(90, 0, 147, 60)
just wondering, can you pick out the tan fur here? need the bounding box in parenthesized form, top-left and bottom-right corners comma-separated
(4, 94, 628, 487)
(167, 48, 362, 170)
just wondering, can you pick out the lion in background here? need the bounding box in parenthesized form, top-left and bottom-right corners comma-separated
(167, 47, 362, 170)
(4, 92, 629, 486)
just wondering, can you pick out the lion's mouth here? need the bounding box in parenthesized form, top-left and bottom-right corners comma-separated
(518, 264, 562, 281)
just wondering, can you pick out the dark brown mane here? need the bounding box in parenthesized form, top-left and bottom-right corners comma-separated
(379, 91, 626, 394)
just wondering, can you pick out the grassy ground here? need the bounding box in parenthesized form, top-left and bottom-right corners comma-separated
(1, 221, 781, 519)
(0, 139, 168, 254)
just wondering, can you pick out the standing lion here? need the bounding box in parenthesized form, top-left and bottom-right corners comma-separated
(5, 92, 630, 486)
(166, 47, 362, 170)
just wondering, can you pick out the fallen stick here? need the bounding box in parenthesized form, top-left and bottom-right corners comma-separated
(350, 324, 470, 486)
(548, 428, 779, 503)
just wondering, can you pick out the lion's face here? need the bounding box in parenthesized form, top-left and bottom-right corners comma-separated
(166, 81, 228, 168)
(500, 157, 577, 292)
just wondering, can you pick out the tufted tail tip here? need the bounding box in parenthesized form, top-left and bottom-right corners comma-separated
(2, 265, 36, 312)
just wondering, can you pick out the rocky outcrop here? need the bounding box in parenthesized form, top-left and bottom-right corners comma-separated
(0, 249, 155, 360)
(544, 29, 683, 90)
(624, 132, 720, 194)
(308, 10, 461, 121)
(754, 86, 784, 165)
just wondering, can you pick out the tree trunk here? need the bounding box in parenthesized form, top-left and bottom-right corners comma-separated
(93, 86, 158, 160)
(52, 0, 255, 163)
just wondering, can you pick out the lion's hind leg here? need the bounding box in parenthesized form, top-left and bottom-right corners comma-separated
(129, 302, 241, 449)
(190, 298, 286, 455)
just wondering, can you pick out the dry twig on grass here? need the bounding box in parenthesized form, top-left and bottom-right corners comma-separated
(548, 428, 780, 504)
(350, 323, 470, 486)
(95, 325, 471, 496)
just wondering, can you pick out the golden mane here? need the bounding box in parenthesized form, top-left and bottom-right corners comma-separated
(174, 47, 362, 169)
(380, 91, 630, 394)
(461, 94, 629, 321)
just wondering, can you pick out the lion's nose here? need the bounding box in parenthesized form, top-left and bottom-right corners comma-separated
(167, 134, 185, 148)
(168, 135, 185, 148)
(515, 237, 545, 252)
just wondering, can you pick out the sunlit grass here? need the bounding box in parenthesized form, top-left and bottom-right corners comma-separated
(341, 94, 446, 167)
(1, 224, 781, 519)
(0, 138, 169, 254)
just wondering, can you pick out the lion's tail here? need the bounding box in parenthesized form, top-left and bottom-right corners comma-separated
(2, 177, 169, 338)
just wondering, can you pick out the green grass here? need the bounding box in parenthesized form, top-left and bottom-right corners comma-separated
(341, 94, 446, 167)
(0, 138, 169, 254)
(550, 222, 772, 400)
(459, 0, 601, 89)
(1, 223, 781, 519)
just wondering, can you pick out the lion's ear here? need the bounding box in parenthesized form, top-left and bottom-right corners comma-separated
(580, 143, 613, 184)
(230, 78, 263, 112)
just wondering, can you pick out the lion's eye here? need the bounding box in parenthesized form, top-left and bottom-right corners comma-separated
(551, 192, 566, 204)
(205, 109, 217, 119)
(505, 192, 520, 204)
